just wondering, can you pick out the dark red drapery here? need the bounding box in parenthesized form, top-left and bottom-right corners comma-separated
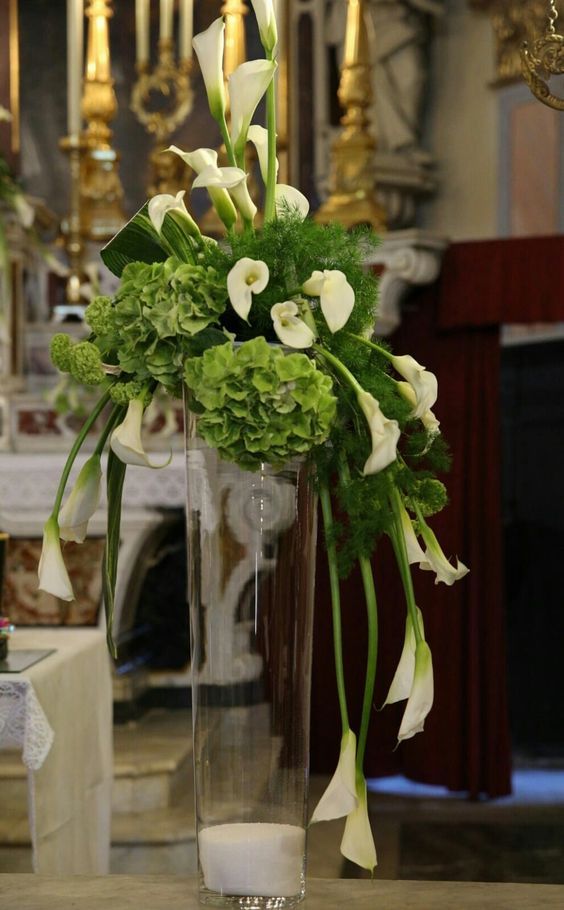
(311, 235, 564, 799)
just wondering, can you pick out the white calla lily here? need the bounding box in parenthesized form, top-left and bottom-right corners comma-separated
(148, 190, 199, 236)
(382, 608, 425, 706)
(392, 354, 438, 420)
(110, 399, 172, 469)
(228, 178, 257, 223)
(275, 184, 310, 220)
(418, 519, 470, 586)
(397, 381, 440, 436)
(397, 497, 427, 565)
(271, 301, 315, 348)
(192, 18, 226, 121)
(192, 165, 247, 191)
(302, 269, 354, 333)
(340, 777, 377, 872)
(229, 59, 277, 153)
(311, 729, 358, 823)
(38, 516, 74, 602)
(250, 0, 278, 53)
(168, 147, 239, 230)
(357, 390, 400, 475)
(398, 640, 434, 742)
(59, 454, 102, 543)
(227, 258, 269, 322)
(247, 124, 278, 184)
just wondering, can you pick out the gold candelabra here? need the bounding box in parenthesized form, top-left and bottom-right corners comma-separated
(316, 0, 386, 231)
(521, 0, 564, 110)
(131, 37, 194, 198)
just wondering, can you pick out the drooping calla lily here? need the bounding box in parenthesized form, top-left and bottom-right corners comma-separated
(148, 190, 199, 236)
(250, 0, 278, 53)
(58, 454, 102, 543)
(302, 269, 354, 333)
(357, 390, 400, 475)
(418, 518, 470, 586)
(397, 497, 427, 565)
(192, 164, 256, 223)
(227, 258, 269, 322)
(110, 399, 172, 469)
(168, 146, 238, 230)
(229, 59, 277, 154)
(310, 729, 358, 823)
(397, 381, 440, 436)
(192, 18, 226, 122)
(271, 301, 315, 349)
(38, 516, 74, 602)
(340, 776, 377, 872)
(398, 640, 434, 742)
(228, 178, 258, 224)
(247, 124, 278, 184)
(275, 184, 310, 220)
(382, 608, 425, 706)
(391, 354, 438, 420)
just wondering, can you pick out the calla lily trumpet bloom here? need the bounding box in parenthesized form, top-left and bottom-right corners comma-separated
(271, 301, 315, 348)
(340, 777, 377, 872)
(248, 125, 278, 184)
(391, 354, 438, 420)
(302, 269, 354, 333)
(418, 519, 470, 586)
(250, 0, 278, 53)
(192, 165, 257, 223)
(227, 258, 269, 322)
(382, 608, 425, 706)
(59, 454, 102, 543)
(110, 399, 172, 469)
(397, 381, 440, 436)
(38, 516, 74, 602)
(168, 146, 239, 230)
(357, 390, 400, 475)
(275, 184, 310, 220)
(397, 498, 427, 565)
(192, 18, 226, 121)
(229, 59, 277, 154)
(148, 190, 199, 236)
(311, 729, 358, 823)
(398, 640, 434, 742)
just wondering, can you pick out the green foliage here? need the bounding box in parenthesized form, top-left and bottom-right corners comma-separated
(184, 337, 337, 470)
(100, 203, 167, 277)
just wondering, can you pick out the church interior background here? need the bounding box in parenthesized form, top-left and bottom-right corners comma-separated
(1, 0, 564, 883)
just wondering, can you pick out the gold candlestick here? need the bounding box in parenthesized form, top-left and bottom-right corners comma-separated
(315, 0, 386, 231)
(59, 133, 88, 311)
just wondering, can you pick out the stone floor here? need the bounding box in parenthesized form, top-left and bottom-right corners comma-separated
(2, 707, 564, 882)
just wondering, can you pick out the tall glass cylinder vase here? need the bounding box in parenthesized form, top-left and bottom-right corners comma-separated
(184, 405, 318, 909)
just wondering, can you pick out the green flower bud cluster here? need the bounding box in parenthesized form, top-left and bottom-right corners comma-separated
(184, 337, 337, 470)
(84, 296, 114, 336)
(50, 333, 73, 373)
(68, 341, 105, 386)
(109, 380, 152, 406)
(410, 478, 448, 518)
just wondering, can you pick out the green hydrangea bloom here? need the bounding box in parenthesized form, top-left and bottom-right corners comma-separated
(50, 333, 73, 373)
(146, 262, 227, 338)
(184, 338, 337, 470)
(84, 296, 114, 336)
(69, 341, 105, 386)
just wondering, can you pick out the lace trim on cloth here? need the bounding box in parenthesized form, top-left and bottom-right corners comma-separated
(0, 679, 55, 770)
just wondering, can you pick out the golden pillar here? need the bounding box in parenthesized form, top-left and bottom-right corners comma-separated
(316, 0, 386, 231)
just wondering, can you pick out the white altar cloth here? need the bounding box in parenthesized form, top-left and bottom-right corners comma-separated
(0, 628, 113, 873)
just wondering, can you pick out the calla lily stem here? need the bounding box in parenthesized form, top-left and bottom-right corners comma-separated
(94, 403, 126, 457)
(51, 388, 112, 516)
(313, 345, 363, 396)
(218, 113, 237, 168)
(320, 483, 349, 733)
(389, 487, 423, 646)
(347, 332, 393, 363)
(264, 50, 277, 223)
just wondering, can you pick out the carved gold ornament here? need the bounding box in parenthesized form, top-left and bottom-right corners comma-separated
(521, 0, 564, 109)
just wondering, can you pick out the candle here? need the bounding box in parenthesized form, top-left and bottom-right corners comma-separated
(179, 0, 193, 61)
(198, 823, 305, 897)
(160, 0, 173, 41)
(67, 0, 84, 137)
(136, 0, 150, 65)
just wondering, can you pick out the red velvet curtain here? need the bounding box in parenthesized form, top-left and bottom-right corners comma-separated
(311, 234, 564, 799)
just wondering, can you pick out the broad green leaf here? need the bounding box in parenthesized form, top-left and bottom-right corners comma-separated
(102, 445, 127, 657)
(101, 203, 168, 277)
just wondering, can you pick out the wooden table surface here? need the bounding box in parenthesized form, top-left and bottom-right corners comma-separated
(1, 876, 563, 909)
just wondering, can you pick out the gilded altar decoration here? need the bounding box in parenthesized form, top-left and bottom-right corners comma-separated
(41, 0, 468, 894)
(521, 0, 564, 109)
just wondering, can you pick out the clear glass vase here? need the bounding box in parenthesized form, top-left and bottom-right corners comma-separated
(184, 406, 318, 909)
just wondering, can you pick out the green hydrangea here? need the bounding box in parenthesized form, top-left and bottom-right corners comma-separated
(84, 296, 114, 336)
(69, 341, 105, 386)
(184, 338, 337, 470)
(50, 333, 73, 372)
(146, 263, 227, 337)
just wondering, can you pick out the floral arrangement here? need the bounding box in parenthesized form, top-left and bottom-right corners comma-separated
(38, 1, 468, 874)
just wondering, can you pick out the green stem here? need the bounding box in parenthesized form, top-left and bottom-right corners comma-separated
(313, 344, 363, 395)
(51, 388, 112, 515)
(319, 484, 349, 733)
(94, 403, 125, 457)
(264, 53, 277, 223)
(389, 488, 423, 646)
(218, 113, 237, 167)
(347, 332, 395, 363)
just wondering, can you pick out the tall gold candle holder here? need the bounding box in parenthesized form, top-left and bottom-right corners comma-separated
(315, 0, 386, 231)
(131, 36, 194, 198)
